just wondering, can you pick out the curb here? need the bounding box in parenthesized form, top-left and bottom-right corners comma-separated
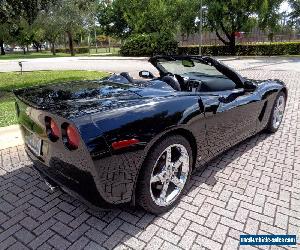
(0, 125, 24, 150)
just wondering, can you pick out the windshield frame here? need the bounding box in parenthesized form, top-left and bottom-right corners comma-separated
(149, 55, 245, 88)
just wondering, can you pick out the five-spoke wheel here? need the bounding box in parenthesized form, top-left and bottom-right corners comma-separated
(150, 144, 189, 207)
(272, 95, 285, 129)
(137, 135, 193, 214)
(266, 91, 286, 133)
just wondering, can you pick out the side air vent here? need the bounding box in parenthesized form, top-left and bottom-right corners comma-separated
(258, 101, 268, 121)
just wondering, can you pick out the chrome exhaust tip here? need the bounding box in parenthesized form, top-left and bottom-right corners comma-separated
(45, 180, 58, 191)
(43, 176, 59, 191)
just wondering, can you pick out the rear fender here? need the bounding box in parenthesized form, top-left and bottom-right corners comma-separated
(89, 95, 206, 205)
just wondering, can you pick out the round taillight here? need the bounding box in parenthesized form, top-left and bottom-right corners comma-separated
(50, 119, 60, 138)
(45, 116, 59, 142)
(62, 123, 80, 150)
(67, 125, 80, 149)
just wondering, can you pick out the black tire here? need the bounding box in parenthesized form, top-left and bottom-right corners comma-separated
(266, 91, 286, 133)
(137, 135, 193, 214)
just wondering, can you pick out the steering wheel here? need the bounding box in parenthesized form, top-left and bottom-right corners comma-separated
(187, 79, 203, 92)
(161, 74, 181, 91)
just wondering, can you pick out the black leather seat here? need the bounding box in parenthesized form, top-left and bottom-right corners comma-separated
(120, 72, 134, 83)
(161, 75, 181, 91)
(120, 72, 181, 91)
(198, 78, 236, 92)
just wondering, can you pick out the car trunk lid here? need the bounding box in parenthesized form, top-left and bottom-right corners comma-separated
(14, 80, 175, 119)
(14, 80, 140, 118)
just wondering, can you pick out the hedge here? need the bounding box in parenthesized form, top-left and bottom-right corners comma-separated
(54, 47, 89, 54)
(120, 33, 178, 56)
(178, 42, 300, 56)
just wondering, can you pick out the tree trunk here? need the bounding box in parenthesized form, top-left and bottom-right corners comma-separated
(51, 42, 56, 55)
(0, 39, 5, 55)
(64, 34, 67, 50)
(181, 33, 185, 46)
(108, 37, 111, 53)
(228, 33, 236, 55)
(67, 31, 75, 56)
(215, 30, 229, 46)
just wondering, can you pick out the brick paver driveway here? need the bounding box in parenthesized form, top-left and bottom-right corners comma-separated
(0, 65, 299, 249)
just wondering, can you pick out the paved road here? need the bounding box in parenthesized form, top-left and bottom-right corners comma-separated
(1, 56, 300, 76)
(0, 59, 299, 249)
(0, 57, 158, 77)
(225, 57, 300, 72)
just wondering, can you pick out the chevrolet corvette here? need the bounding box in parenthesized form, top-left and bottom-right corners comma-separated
(14, 55, 287, 214)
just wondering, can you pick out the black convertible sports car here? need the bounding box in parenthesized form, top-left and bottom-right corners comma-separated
(14, 55, 287, 214)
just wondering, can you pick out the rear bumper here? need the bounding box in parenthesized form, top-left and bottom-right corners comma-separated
(32, 164, 109, 211)
(26, 146, 118, 209)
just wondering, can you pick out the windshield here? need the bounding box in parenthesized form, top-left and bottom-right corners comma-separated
(157, 59, 225, 77)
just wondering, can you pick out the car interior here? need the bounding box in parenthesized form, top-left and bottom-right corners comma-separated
(111, 57, 245, 93)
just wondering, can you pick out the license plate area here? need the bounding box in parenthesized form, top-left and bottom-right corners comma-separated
(25, 132, 42, 156)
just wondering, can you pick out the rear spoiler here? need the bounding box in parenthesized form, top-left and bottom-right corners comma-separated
(14, 88, 49, 110)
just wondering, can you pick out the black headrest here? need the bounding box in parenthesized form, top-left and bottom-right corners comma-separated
(120, 72, 134, 83)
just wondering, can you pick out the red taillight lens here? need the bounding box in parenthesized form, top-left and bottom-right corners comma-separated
(50, 119, 60, 138)
(61, 123, 80, 150)
(45, 116, 59, 142)
(66, 125, 80, 149)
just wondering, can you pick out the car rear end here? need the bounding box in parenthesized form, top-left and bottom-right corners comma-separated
(14, 89, 113, 208)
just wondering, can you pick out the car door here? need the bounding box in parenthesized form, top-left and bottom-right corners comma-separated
(201, 87, 262, 158)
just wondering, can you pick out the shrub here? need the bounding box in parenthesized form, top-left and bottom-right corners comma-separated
(120, 33, 178, 56)
(178, 42, 300, 56)
(77, 47, 89, 54)
(54, 47, 89, 54)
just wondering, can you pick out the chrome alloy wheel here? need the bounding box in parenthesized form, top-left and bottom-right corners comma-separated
(272, 95, 285, 129)
(150, 144, 190, 207)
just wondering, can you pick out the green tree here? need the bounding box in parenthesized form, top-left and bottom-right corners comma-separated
(55, 0, 96, 56)
(35, 1, 63, 55)
(177, 0, 199, 41)
(289, 0, 300, 30)
(16, 18, 34, 53)
(32, 24, 45, 52)
(21, 0, 41, 25)
(0, 0, 22, 55)
(20, 0, 54, 52)
(205, 0, 284, 51)
(97, 0, 130, 39)
(97, 0, 182, 39)
(0, 24, 12, 55)
(121, 0, 180, 34)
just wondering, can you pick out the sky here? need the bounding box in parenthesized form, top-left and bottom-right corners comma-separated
(280, 1, 292, 14)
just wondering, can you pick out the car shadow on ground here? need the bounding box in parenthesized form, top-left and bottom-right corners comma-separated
(0, 131, 271, 249)
(184, 132, 270, 193)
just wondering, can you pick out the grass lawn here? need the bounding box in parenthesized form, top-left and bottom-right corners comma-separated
(0, 48, 120, 60)
(0, 52, 72, 60)
(89, 47, 120, 55)
(0, 70, 109, 127)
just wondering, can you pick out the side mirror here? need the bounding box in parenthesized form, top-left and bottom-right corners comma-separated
(139, 70, 154, 79)
(244, 80, 256, 91)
